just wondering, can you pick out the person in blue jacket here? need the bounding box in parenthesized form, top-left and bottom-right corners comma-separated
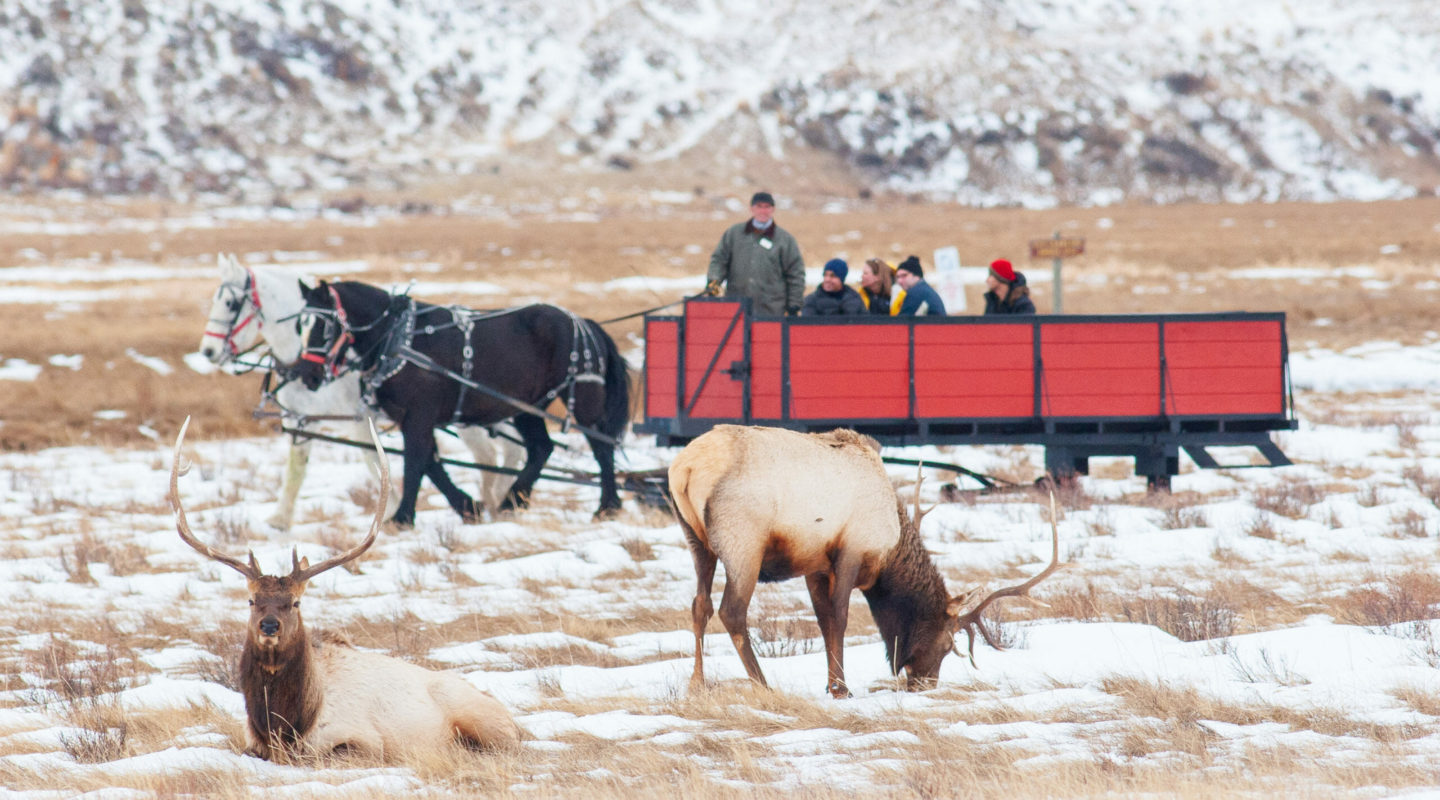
(894, 255, 946, 316)
(801, 258, 865, 316)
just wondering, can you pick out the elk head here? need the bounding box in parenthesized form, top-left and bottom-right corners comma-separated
(168, 416, 388, 656)
(892, 472, 1062, 690)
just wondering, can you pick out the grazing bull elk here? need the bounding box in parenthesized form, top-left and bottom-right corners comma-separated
(668, 425, 1060, 697)
(168, 417, 521, 761)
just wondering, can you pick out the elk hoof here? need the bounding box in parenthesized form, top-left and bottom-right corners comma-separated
(592, 506, 622, 522)
(828, 680, 851, 699)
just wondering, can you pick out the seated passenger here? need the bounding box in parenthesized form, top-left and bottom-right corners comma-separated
(983, 258, 1036, 315)
(859, 257, 904, 315)
(801, 258, 865, 316)
(894, 255, 946, 316)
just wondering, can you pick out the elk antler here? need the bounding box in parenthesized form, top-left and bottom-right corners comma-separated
(952, 486, 1063, 667)
(911, 462, 935, 527)
(290, 418, 388, 583)
(169, 417, 263, 580)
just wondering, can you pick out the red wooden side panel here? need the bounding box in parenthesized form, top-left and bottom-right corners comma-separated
(1041, 322, 1160, 417)
(644, 318, 679, 419)
(1165, 320, 1285, 414)
(683, 300, 746, 418)
(914, 324, 1034, 418)
(751, 321, 783, 419)
(789, 324, 909, 419)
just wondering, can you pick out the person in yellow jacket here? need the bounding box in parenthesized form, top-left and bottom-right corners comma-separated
(858, 257, 905, 315)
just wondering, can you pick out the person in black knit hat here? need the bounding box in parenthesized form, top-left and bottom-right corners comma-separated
(894, 255, 946, 316)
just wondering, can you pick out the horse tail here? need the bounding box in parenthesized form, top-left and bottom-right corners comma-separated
(587, 318, 632, 441)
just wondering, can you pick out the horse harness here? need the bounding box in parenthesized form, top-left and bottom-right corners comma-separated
(302, 292, 618, 447)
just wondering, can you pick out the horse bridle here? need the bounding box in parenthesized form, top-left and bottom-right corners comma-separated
(204, 266, 264, 361)
(299, 284, 357, 380)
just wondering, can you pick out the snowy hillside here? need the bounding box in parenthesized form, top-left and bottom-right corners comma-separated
(2, 0, 1438, 205)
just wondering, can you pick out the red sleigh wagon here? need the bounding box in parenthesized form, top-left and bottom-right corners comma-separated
(637, 298, 1296, 488)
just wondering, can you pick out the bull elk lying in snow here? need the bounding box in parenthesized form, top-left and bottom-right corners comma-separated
(668, 425, 1060, 697)
(168, 417, 521, 761)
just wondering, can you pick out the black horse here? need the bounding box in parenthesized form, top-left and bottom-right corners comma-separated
(295, 280, 629, 526)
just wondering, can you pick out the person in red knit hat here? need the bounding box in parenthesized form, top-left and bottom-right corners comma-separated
(983, 258, 1035, 315)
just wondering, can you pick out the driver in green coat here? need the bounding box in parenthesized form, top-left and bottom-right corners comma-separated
(703, 191, 806, 316)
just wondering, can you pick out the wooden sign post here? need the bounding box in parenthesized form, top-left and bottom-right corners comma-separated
(1028, 232, 1086, 313)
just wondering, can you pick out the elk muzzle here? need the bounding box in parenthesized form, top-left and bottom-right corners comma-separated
(259, 616, 281, 638)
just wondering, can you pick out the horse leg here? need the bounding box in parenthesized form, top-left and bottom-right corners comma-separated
(267, 436, 311, 530)
(583, 434, 621, 519)
(422, 452, 479, 522)
(499, 414, 552, 512)
(455, 424, 521, 515)
(392, 422, 437, 528)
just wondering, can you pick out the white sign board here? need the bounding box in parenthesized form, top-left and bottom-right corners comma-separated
(930, 246, 966, 312)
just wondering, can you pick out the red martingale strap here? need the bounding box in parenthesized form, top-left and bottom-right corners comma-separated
(320, 284, 354, 376)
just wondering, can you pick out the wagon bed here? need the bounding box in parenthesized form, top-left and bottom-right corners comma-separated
(636, 298, 1297, 487)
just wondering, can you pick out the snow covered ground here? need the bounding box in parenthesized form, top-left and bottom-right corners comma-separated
(3, 263, 1440, 796)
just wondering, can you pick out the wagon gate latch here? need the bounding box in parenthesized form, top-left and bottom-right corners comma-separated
(725, 360, 750, 380)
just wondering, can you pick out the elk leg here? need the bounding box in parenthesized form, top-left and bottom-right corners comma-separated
(267, 436, 311, 530)
(499, 414, 552, 511)
(824, 555, 863, 699)
(805, 572, 845, 697)
(717, 561, 766, 687)
(688, 541, 718, 690)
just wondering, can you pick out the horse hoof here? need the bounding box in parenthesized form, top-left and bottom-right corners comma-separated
(385, 517, 415, 532)
(592, 506, 622, 522)
(265, 515, 292, 532)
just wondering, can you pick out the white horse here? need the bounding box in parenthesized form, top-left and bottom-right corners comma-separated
(198, 254, 523, 529)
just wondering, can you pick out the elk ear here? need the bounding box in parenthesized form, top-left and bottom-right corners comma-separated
(946, 587, 982, 617)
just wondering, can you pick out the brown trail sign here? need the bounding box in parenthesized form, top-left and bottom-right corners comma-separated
(1029, 237, 1086, 259)
(1029, 234, 1087, 312)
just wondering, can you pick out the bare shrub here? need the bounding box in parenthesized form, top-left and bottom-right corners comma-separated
(61, 530, 150, 583)
(1160, 502, 1206, 530)
(190, 623, 246, 691)
(1228, 646, 1308, 686)
(26, 636, 141, 703)
(1333, 571, 1440, 628)
(211, 511, 253, 546)
(347, 480, 382, 512)
(1402, 464, 1440, 508)
(1243, 512, 1280, 540)
(1086, 506, 1116, 537)
(59, 700, 129, 763)
(1395, 416, 1421, 450)
(1044, 580, 1108, 622)
(1121, 588, 1238, 642)
(1388, 508, 1431, 539)
(1356, 482, 1387, 508)
(1251, 478, 1325, 519)
(620, 534, 656, 562)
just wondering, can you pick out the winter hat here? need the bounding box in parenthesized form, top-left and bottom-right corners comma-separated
(989, 258, 1016, 284)
(750, 191, 775, 206)
(823, 258, 848, 282)
(897, 255, 923, 279)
